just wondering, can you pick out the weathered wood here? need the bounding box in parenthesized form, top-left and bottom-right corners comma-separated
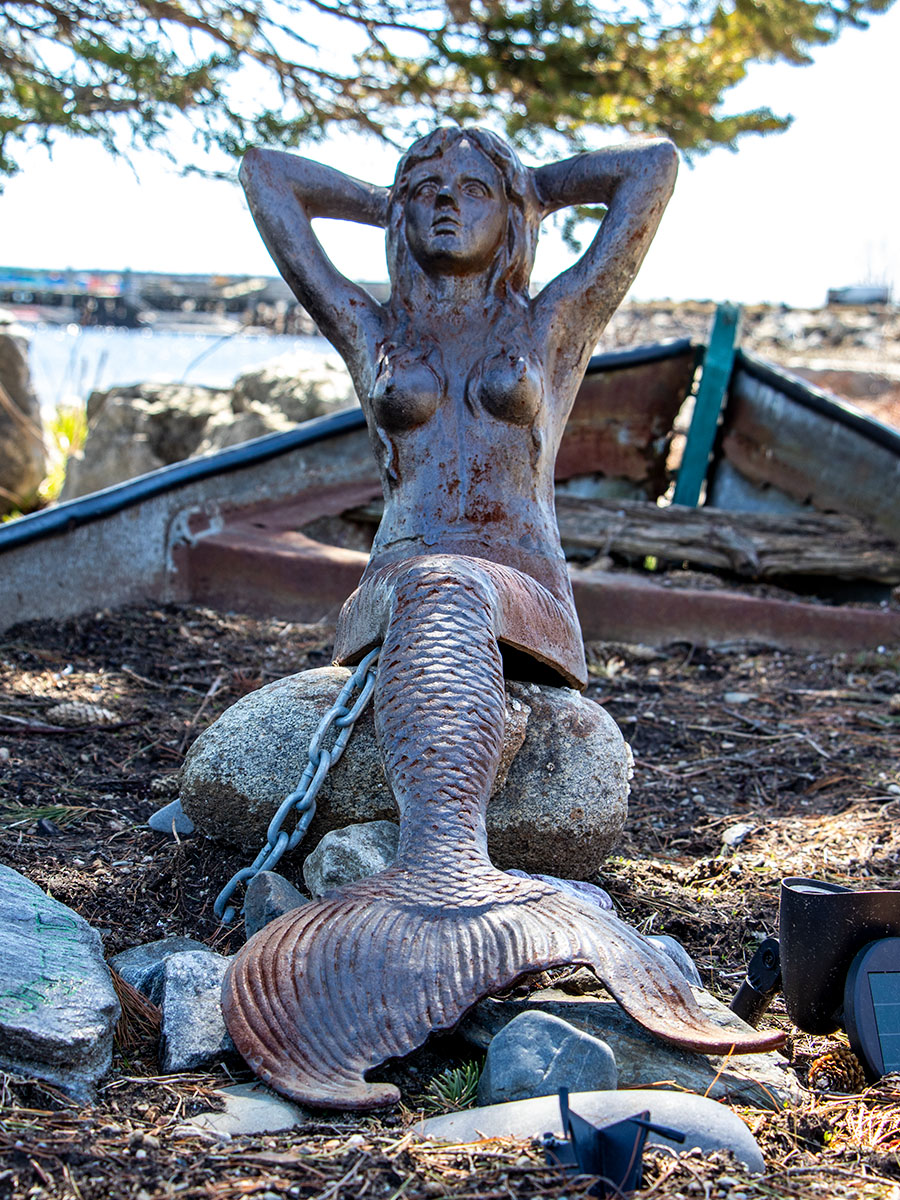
(344, 495, 900, 582)
(554, 494, 900, 582)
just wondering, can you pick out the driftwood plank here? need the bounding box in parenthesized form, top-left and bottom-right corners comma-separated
(554, 495, 900, 583)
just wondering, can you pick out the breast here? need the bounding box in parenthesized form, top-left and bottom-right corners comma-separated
(371, 353, 442, 432)
(474, 353, 543, 426)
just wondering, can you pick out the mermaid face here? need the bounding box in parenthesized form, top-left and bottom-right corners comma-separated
(403, 139, 508, 277)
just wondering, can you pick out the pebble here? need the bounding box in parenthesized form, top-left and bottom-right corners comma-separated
(243, 871, 309, 938)
(157, 950, 238, 1072)
(147, 798, 195, 836)
(302, 821, 400, 898)
(110, 936, 212, 1003)
(181, 1082, 309, 1136)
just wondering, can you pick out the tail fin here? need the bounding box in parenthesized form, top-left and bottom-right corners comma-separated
(223, 865, 783, 1110)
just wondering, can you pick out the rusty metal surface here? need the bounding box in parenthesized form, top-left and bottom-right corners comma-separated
(710, 361, 900, 540)
(557, 347, 696, 495)
(224, 127, 783, 1110)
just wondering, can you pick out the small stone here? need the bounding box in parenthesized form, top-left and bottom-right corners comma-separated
(147, 798, 195, 836)
(158, 950, 238, 1073)
(181, 1082, 309, 1136)
(721, 823, 755, 848)
(0, 865, 120, 1101)
(303, 821, 400, 898)
(244, 872, 309, 938)
(461, 987, 801, 1109)
(722, 693, 757, 705)
(110, 937, 212, 1004)
(419, 1089, 765, 1174)
(477, 1011, 617, 1105)
(887, 782, 900, 796)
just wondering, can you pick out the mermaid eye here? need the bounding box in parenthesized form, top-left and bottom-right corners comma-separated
(463, 179, 490, 198)
(412, 179, 438, 199)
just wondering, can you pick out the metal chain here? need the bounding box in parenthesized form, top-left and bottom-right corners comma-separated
(213, 647, 380, 924)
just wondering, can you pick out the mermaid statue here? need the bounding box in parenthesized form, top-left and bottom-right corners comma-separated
(222, 127, 783, 1108)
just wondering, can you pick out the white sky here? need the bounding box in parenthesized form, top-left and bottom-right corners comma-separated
(1, 3, 898, 308)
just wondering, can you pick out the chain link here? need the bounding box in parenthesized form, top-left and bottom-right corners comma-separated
(213, 647, 380, 925)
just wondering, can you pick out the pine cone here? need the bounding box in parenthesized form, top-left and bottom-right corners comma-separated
(808, 1045, 866, 1093)
(45, 701, 120, 727)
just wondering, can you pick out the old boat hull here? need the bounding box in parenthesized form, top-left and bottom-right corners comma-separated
(2, 340, 899, 650)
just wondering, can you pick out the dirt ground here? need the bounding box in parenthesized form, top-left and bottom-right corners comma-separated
(1, 604, 899, 1199)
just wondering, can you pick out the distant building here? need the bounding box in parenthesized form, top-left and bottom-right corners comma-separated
(827, 285, 891, 306)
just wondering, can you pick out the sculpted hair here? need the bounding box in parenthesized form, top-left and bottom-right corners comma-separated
(386, 127, 540, 312)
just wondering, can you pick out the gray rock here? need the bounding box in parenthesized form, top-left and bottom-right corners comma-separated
(721, 822, 755, 848)
(230, 350, 356, 423)
(0, 865, 119, 1101)
(111, 936, 212, 1004)
(61, 354, 358, 500)
(647, 935, 703, 988)
(461, 987, 801, 1109)
(61, 383, 232, 499)
(179, 1082, 310, 1137)
(181, 668, 630, 880)
(303, 821, 400, 898)
(244, 871, 309, 937)
(0, 331, 46, 515)
(158, 950, 237, 1073)
(477, 1011, 617, 1105)
(148, 798, 195, 836)
(419, 1089, 765, 1174)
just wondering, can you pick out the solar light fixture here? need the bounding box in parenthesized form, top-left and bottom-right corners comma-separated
(731, 878, 900, 1081)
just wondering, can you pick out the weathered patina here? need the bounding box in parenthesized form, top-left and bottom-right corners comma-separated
(222, 127, 784, 1108)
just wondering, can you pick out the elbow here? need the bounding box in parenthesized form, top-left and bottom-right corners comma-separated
(238, 146, 262, 187)
(645, 138, 679, 194)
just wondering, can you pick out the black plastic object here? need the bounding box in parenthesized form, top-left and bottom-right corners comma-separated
(730, 937, 782, 1027)
(780, 877, 900, 1034)
(544, 1089, 685, 1198)
(844, 937, 900, 1079)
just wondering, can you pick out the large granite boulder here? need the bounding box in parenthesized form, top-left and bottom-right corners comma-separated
(0, 329, 46, 514)
(60, 351, 358, 499)
(230, 349, 355, 422)
(60, 383, 233, 498)
(0, 865, 120, 1100)
(180, 666, 631, 880)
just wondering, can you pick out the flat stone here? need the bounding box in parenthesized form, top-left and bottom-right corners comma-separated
(303, 821, 400, 898)
(148, 798, 195, 836)
(0, 865, 119, 1101)
(180, 1082, 310, 1137)
(110, 937, 212, 1004)
(158, 950, 238, 1072)
(461, 987, 801, 1109)
(477, 1011, 617, 1105)
(419, 1088, 765, 1174)
(180, 668, 631, 879)
(244, 871, 309, 938)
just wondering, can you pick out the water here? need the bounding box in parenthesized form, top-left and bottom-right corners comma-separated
(21, 323, 336, 415)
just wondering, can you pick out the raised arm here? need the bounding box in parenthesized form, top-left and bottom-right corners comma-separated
(239, 148, 390, 377)
(532, 139, 678, 387)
